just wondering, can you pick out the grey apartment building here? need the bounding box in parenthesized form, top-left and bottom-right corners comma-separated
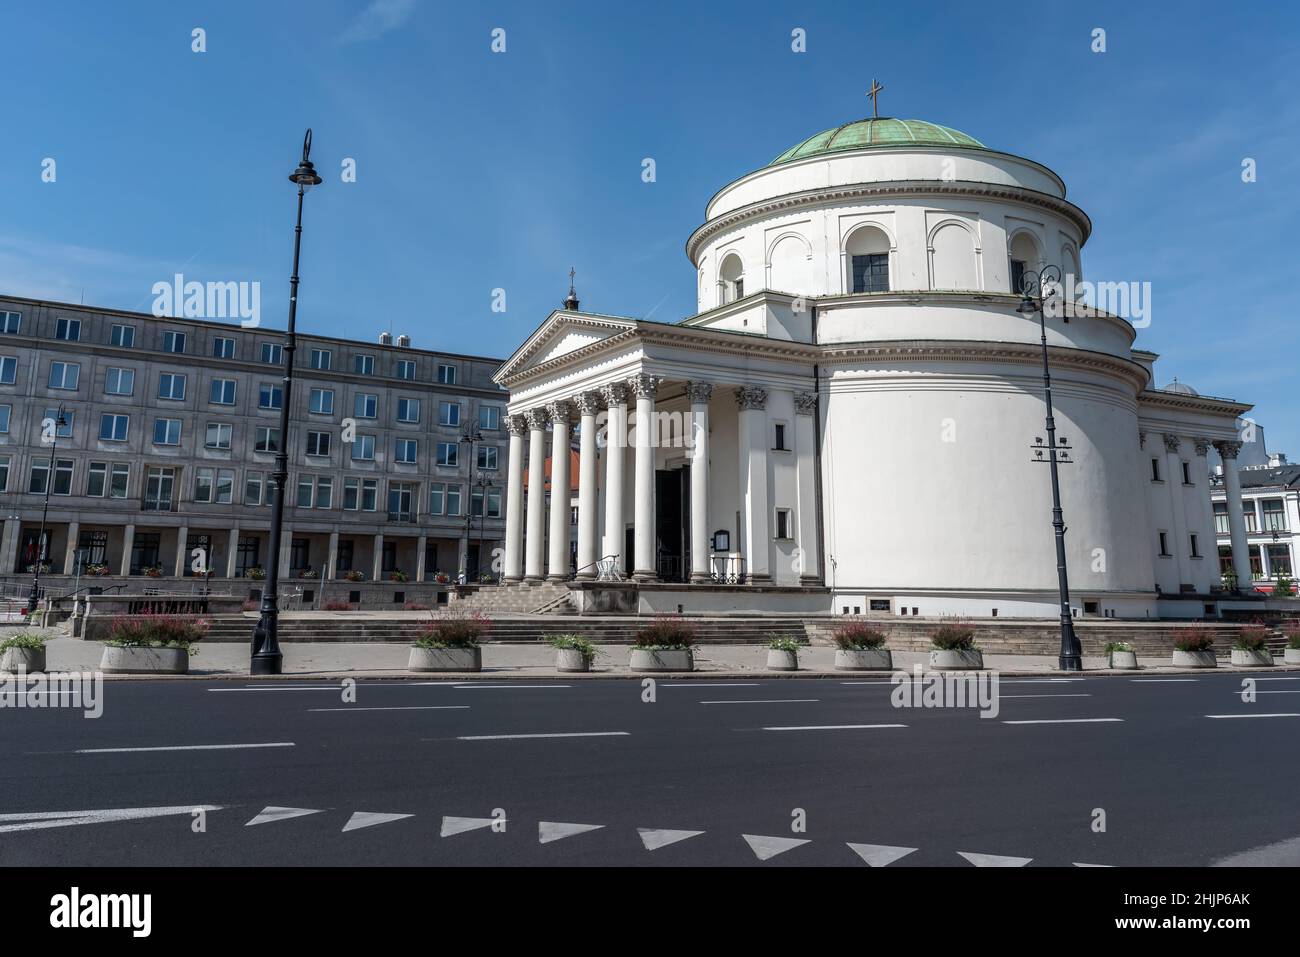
(0, 293, 509, 588)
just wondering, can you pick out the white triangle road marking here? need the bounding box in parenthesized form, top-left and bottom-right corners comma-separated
(244, 806, 323, 827)
(742, 834, 810, 861)
(638, 828, 705, 851)
(342, 811, 414, 833)
(958, 851, 1033, 867)
(846, 842, 918, 867)
(538, 821, 604, 844)
(1074, 862, 1114, 867)
(440, 815, 499, 837)
(0, 805, 222, 834)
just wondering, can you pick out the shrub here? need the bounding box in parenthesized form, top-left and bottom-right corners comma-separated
(1274, 573, 1295, 597)
(930, 621, 977, 650)
(247, 566, 266, 581)
(1234, 624, 1270, 652)
(767, 634, 805, 654)
(830, 620, 887, 650)
(105, 614, 208, 652)
(344, 570, 365, 582)
(1286, 626, 1300, 650)
(403, 601, 430, 611)
(434, 572, 450, 584)
(86, 563, 111, 576)
(389, 570, 409, 583)
(415, 610, 490, 649)
(1172, 628, 1214, 652)
(1104, 641, 1133, 654)
(0, 631, 47, 651)
(548, 633, 600, 665)
(300, 569, 319, 580)
(633, 614, 697, 649)
(323, 600, 353, 611)
(144, 565, 165, 578)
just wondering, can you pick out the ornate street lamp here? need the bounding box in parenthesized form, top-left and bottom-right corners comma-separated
(250, 129, 322, 675)
(27, 406, 67, 614)
(459, 429, 483, 578)
(1018, 265, 1083, 671)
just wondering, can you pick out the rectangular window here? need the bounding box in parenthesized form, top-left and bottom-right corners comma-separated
(486, 487, 502, 518)
(297, 476, 314, 508)
(205, 422, 232, 450)
(110, 323, 135, 347)
(429, 483, 445, 515)
(1213, 501, 1230, 535)
(99, 413, 129, 442)
(29, 458, 74, 496)
(244, 472, 263, 505)
(0, 455, 8, 492)
(109, 463, 129, 498)
(1190, 533, 1201, 559)
(1245, 503, 1259, 533)
(396, 359, 416, 380)
(438, 401, 460, 427)
(1181, 461, 1192, 485)
(105, 367, 135, 396)
(236, 537, 260, 575)
(351, 434, 376, 461)
(388, 481, 416, 521)
(851, 253, 890, 294)
(773, 422, 788, 451)
(1158, 531, 1170, 557)
(343, 477, 360, 510)
(361, 478, 378, 511)
(48, 361, 79, 390)
(316, 476, 332, 509)
(309, 388, 334, 414)
(395, 438, 418, 463)
(1262, 499, 1287, 531)
(212, 336, 236, 359)
(306, 430, 331, 456)
(445, 484, 462, 516)
(0, 311, 20, 334)
(437, 364, 457, 385)
(309, 348, 332, 370)
(1267, 543, 1292, 578)
(477, 445, 498, 470)
(153, 418, 181, 445)
(1010, 259, 1027, 297)
(42, 407, 74, 438)
(87, 463, 128, 498)
(354, 393, 377, 418)
(775, 508, 792, 540)
(353, 353, 374, 375)
(0, 356, 16, 384)
(55, 317, 81, 341)
(87, 462, 108, 497)
(397, 398, 421, 423)
(163, 331, 187, 354)
(478, 406, 501, 430)
(195, 468, 215, 503)
(210, 378, 236, 405)
(258, 383, 283, 410)
(0, 405, 10, 433)
(1150, 458, 1162, 482)
(255, 427, 280, 453)
(79, 530, 109, 567)
(261, 342, 283, 365)
(158, 372, 186, 400)
(436, 441, 458, 467)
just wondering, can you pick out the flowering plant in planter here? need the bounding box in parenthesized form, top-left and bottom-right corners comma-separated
(930, 622, 977, 650)
(86, 563, 111, 576)
(1233, 625, 1270, 652)
(104, 614, 209, 654)
(247, 566, 266, 581)
(0, 631, 47, 652)
(633, 614, 697, 650)
(1275, 573, 1296, 597)
(767, 634, 806, 654)
(344, 570, 365, 582)
(24, 562, 51, 574)
(1172, 629, 1215, 653)
(389, 570, 409, 583)
(479, 572, 495, 584)
(548, 633, 601, 666)
(414, 609, 490, 649)
(299, 569, 319, 580)
(1287, 627, 1300, 650)
(144, 565, 165, 578)
(1104, 641, 1134, 654)
(831, 620, 887, 649)
(434, 572, 450, 584)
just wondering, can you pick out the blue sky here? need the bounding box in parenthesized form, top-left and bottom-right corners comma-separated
(2, 0, 1298, 447)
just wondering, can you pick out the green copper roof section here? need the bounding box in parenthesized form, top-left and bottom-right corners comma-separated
(769, 118, 987, 166)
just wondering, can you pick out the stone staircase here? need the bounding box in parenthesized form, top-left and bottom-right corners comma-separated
(451, 582, 576, 616)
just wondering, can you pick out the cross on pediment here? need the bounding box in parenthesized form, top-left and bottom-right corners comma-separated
(866, 79, 884, 118)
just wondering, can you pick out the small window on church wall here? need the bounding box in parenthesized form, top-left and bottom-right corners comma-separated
(719, 254, 744, 305)
(930, 223, 978, 290)
(1182, 461, 1192, 485)
(1008, 232, 1040, 294)
(846, 225, 890, 293)
(774, 509, 792, 540)
(1150, 458, 1162, 482)
(773, 422, 788, 451)
(1158, 531, 1170, 556)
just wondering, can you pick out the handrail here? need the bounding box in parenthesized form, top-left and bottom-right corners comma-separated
(47, 583, 129, 602)
(569, 554, 621, 578)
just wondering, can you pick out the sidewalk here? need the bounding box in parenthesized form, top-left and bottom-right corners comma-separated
(28, 637, 1298, 679)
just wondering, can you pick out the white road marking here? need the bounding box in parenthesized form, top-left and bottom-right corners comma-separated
(699, 698, 820, 705)
(1205, 713, 1300, 719)
(456, 731, 630, 741)
(743, 834, 810, 861)
(451, 684, 571, 689)
(1074, 862, 1114, 867)
(763, 724, 906, 732)
(539, 821, 604, 844)
(999, 694, 1091, 699)
(663, 682, 761, 688)
(958, 851, 1033, 867)
(638, 828, 705, 851)
(1251, 677, 1300, 681)
(76, 742, 295, 754)
(245, 806, 322, 827)
(846, 842, 918, 867)
(440, 815, 499, 837)
(309, 705, 470, 712)
(1131, 679, 1198, 683)
(1249, 690, 1300, 694)
(0, 805, 221, 834)
(1000, 678, 1086, 684)
(342, 811, 414, 833)
(1001, 718, 1123, 725)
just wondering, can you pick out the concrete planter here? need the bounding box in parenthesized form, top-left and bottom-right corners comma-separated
(0, 647, 46, 673)
(1172, 649, 1217, 668)
(1286, 648, 1300, 665)
(100, 645, 189, 674)
(929, 648, 983, 669)
(766, 649, 799, 671)
(834, 648, 893, 671)
(1230, 648, 1273, 667)
(555, 648, 591, 673)
(1108, 650, 1138, 670)
(629, 648, 694, 672)
(407, 646, 482, 672)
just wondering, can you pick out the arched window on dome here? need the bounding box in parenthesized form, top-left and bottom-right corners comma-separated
(718, 253, 745, 305)
(845, 225, 891, 294)
(1008, 232, 1042, 295)
(929, 222, 980, 291)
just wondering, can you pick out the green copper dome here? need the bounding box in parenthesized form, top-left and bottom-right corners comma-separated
(769, 118, 987, 166)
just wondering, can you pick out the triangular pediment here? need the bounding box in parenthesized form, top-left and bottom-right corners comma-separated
(495, 310, 637, 381)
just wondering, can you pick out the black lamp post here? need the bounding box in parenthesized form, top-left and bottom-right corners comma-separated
(1018, 265, 1083, 671)
(459, 429, 483, 578)
(250, 129, 322, 675)
(472, 472, 496, 581)
(27, 406, 67, 614)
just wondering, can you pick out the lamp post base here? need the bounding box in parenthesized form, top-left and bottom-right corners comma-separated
(1057, 653, 1083, 672)
(250, 612, 284, 675)
(250, 653, 283, 676)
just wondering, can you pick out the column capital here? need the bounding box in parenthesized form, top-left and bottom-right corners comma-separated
(547, 400, 572, 424)
(734, 385, 768, 411)
(1193, 437, 1212, 457)
(794, 392, 818, 416)
(1216, 440, 1243, 460)
(524, 409, 548, 431)
(1162, 433, 1181, 453)
(627, 373, 660, 399)
(506, 413, 528, 436)
(685, 381, 714, 404)
(600, 382, 629, 407)
(575, 391, 603, 416)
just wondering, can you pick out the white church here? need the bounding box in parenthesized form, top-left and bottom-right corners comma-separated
(492, 109, 1257, 620)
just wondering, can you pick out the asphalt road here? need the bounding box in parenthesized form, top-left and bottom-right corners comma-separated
(2, 673, 1299, 867)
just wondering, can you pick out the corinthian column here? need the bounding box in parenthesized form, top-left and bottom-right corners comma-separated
(524, 409, 547, 582)
(1216, 440, 1253, 590)
(601, 383, 629, 575)
(575, 391, 601, 579)
(794, 391, 821, 583)
(735, 385, 770, 583)
(687, 382, 713, 583)
(503, 414, 527, 582)
(546, 400, 572, 582)
(629, 373, 660, 582)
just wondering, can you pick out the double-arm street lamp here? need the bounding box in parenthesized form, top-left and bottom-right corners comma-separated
(27, 406, 68, 614)
(1017, 265, 1083, 672)
(250, 129, 322, 675)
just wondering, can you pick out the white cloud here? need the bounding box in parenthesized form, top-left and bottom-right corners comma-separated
(338, 0, 418, 45)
